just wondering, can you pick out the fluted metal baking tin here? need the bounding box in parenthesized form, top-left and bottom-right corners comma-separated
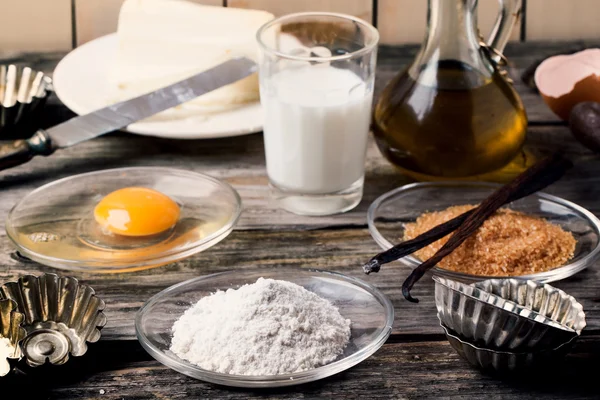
(434, 276, 585, 351)
(0, 64, 52, 138)
(473, 278, 586, 333)
(0, 299, 26, 376)
(0, 273, 107, 367)
(441, 323, 578, 372)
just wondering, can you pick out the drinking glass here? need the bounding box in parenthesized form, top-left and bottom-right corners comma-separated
(256, 12, 379, 216)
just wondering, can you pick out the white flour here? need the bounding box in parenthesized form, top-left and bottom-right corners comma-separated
(170, 278, 351, 375)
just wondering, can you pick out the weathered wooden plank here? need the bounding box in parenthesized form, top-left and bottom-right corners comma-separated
(3, 337, 599, 399)
(0, 42, 599, 399)
(0, 124, 597, 231)
(1, 227, 598, 340)
(6, 41, 600, 125)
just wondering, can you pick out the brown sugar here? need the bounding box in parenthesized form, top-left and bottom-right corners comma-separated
(403, 205, 576, 276)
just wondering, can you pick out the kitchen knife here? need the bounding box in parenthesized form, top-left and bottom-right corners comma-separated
(0, 57, 258, 171)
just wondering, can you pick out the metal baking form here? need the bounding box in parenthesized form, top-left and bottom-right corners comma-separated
(472, 278, 586, 333)
(441, 323, 578, 372)
(0, 273, 107, 367)
(0, 299, 26, 376)
(0, 64, 52, 139)
(434, 276, 585, 351)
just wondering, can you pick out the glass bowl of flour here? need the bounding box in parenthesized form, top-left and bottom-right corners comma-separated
(135, 268, 393, 387)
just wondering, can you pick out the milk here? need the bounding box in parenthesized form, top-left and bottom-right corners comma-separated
(261, 66, 373, 194)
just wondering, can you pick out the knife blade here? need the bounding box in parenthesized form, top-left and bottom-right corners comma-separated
(0, 57, 258, 171)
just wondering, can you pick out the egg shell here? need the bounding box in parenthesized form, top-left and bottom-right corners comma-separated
(540, 75, 600, 121)
(535, 49, 600, 121)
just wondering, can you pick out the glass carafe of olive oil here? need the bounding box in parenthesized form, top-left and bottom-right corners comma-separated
(373, 0, 527, 180)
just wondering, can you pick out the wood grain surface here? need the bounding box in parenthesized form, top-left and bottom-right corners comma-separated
(1, 41, 600, 399)
(3, 337, 600, 399)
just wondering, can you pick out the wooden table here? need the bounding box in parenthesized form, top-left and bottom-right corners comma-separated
(1, 41, 600, 399)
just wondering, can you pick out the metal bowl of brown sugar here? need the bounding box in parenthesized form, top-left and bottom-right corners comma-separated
(368, 182, 600, 283)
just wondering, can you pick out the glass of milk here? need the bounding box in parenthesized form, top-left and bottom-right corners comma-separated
(257, 13, 379, 216)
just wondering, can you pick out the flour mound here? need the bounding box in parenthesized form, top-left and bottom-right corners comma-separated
(170, 278, 351, 376)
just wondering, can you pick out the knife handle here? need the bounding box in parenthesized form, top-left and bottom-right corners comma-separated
(0, 130, 54, 171)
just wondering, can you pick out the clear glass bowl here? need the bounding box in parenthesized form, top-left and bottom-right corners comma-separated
(6, 167, 241, 273)
(367, 182, 600, 282)
(135, 268, 394, 388)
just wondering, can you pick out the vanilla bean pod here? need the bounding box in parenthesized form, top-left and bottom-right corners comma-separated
(401, 153, 572, 303)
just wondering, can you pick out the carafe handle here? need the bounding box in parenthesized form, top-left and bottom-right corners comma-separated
(485, 0, 522, 63)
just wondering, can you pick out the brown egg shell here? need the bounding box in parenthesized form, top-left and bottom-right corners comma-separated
(540, 74, 600, 121)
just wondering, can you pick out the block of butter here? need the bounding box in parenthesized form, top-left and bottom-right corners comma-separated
(108, 0, 274, 120)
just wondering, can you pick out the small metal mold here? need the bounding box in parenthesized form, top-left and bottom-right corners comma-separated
(473, 278, 586, 334)
(434, 276, 584, 352)
(0, 64, 52, 139)
(0, 299, 26, 377)
(0, 273, 107, 367)
(441, 323, 578, 373)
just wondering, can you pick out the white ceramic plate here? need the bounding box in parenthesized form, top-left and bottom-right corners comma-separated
(53, 34, 263, 139)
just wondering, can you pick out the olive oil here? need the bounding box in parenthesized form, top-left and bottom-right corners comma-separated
(373, 60, 528, 179)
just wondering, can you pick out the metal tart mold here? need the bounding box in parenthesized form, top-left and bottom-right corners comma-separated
(0, 273, 107, 366)
(0, 64, 52, 139)
(434, 276, 584, 351)
(0, 299, 26, 376)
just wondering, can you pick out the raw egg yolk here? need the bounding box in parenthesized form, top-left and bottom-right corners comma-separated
(94, 187, 180, 237)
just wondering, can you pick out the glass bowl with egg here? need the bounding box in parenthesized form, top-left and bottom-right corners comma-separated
(5, 167, 242, 273)
(367, 182, 600, 282)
